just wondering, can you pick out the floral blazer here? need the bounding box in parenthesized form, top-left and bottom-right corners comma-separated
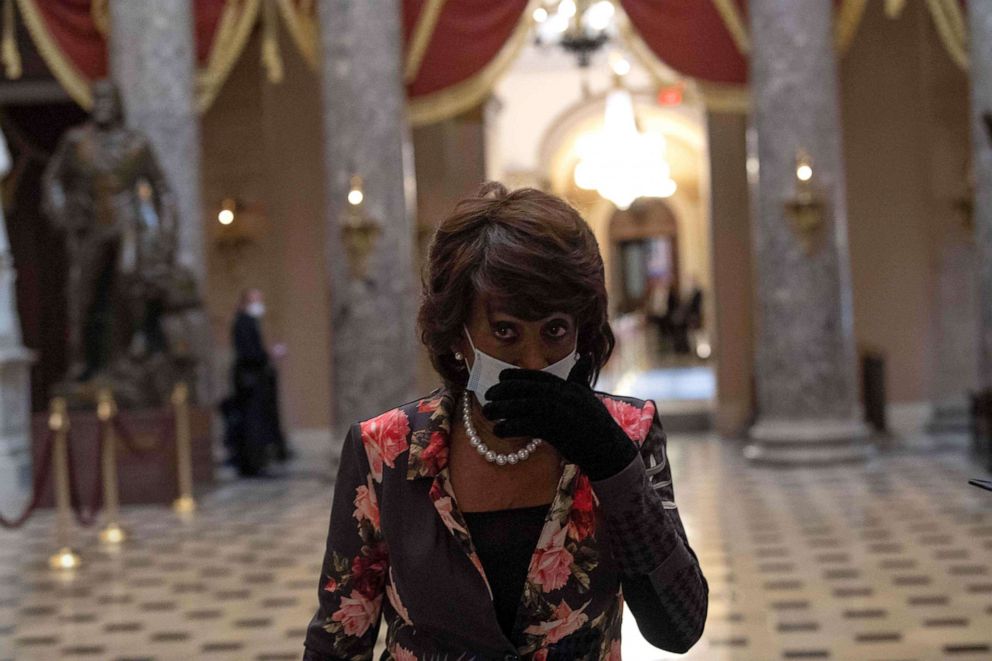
(303, 388, 707, 661)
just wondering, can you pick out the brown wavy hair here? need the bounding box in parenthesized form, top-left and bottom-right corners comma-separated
(418, 182, 614, 390)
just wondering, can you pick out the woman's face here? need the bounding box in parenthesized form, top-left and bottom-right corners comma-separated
(457, 295, 577, 372)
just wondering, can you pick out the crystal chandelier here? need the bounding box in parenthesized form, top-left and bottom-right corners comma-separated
(533, 0, 617, 66)
(573, 83, 678, 210)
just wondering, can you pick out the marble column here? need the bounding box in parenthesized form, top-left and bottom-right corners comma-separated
(0, 131, 34, 512)
(317, 1, 417, 427)
(926, 239, 979, 437)
(968, 2, 992, 390)
(108, 1, 204, 282)
(706, 111, 754, 438)
(744, 0, 871, 463)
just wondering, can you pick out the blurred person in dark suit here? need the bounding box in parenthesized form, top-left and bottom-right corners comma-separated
(222, 288, 290, 476)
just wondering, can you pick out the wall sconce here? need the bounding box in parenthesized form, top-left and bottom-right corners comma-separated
(217, 197, 237, 226)
(783, 150, 825, 253)
(213, 197, 253, 252)
(340, 175, 381, 281)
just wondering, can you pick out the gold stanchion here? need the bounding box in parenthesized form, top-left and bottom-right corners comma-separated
(47, 397, 81, 571)
(97, 389, 126, 545)
(171, 383, 196, 514)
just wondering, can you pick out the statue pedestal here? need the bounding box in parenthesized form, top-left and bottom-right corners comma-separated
(31, 405, 214, 507)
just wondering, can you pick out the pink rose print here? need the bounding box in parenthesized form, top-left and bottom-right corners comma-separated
(350, 542, 388, 599)
(392, 645, 418, 661)
(323, 576, 338, 593)
(420, 431, 449, 475)
(353, 475, 380, 530)
(638, 400, 656, 445)
(532, 649, 548, 661)
(568, 475, 596, 542)
(433, 495, 468, 535)
(386, 568, 412, 626)
(361, 408, 411, 482)
(529, 523, 574, 593)
(331, 590, 382, 637)
(524, 600, 590, 644)
(417, 396, 441, 413)
(601, 397, 645, 443)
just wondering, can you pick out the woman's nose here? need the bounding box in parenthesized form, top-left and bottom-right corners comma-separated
(517, 342, 549, 371)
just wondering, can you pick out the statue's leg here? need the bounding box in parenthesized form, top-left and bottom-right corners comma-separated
(79, 240, 120, 380)
(65, 236, 86, 379)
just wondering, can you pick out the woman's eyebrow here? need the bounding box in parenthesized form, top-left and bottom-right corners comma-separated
(487, 312, 573, 323)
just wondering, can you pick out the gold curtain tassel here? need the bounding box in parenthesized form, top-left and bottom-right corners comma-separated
(2, 0, 23, 79)
(405, 0, 448, 83)
(262, 0, 284, 84)
(711, 0, 751, 54)
(884, 0, 907, 19)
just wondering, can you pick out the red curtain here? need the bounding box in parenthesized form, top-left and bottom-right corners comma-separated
(620, 0, 748, 85)
(403, 0, 529, 98)
(23, 0, 230, 80)
(30, 0, 108, 79)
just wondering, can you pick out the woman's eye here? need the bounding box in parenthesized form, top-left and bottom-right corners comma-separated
(545, 323, 569, 339)
(493, 324, 516, 339)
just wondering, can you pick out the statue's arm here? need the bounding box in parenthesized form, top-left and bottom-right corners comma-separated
(41, 134, 74, 226)
(140, 142, 179, 258)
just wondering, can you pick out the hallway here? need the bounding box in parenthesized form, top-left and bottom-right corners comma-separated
(2, 421, 989, 660)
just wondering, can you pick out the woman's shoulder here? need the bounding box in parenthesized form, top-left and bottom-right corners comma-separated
(592, 390, 653, 411)
(592, 391, 659, 444)
(353, 388, 450, 430)
(349, 389, 452, 481)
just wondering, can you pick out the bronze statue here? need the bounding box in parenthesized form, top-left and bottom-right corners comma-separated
(42, 79, 201, 408)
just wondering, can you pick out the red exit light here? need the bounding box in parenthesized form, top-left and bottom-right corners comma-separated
(657, 84, 683, 106)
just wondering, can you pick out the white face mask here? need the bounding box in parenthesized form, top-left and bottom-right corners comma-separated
(463, 325, 579, 407)
(246, 301, 266, 318)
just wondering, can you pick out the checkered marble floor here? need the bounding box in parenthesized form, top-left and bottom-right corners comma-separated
(1, 436, 990, 660)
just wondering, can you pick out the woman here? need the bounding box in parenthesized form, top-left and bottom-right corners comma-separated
(303, 183, 707, 660)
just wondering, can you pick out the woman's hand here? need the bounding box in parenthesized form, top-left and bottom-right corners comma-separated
(482, 356, 638, 480)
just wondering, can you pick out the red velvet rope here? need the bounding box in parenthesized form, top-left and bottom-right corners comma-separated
(0, 406, 176, 531)
(0, 429, 56, 529)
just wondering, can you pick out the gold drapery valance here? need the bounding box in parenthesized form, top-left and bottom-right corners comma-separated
(197, 0, 263, 112)
(835, 0, 869, 52)
(6, 0, 306, 113)
(711, 0, 750, 54)
(9, 0, 964, 127)
(708, 0, 870, 57)
(406, 0, 537, 127)
(14, 0, 94, 107)
(926, 0, 968, 70)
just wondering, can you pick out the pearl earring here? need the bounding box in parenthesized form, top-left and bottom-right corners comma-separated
(454, 351, 464, 361)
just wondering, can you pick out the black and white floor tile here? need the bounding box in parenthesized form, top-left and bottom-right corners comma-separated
(1, 434, 990, 660)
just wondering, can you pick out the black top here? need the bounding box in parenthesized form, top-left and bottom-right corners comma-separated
(232, 311, 268, 368)
(303, 391, 709, 660)
(463, 503, 551, 638)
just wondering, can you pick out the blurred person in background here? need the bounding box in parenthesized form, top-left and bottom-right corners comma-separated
(222, 288, 290, 476)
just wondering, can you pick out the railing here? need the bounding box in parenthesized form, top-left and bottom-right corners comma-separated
(0, 383, 198, 571)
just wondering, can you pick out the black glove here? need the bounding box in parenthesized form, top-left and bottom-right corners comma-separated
(482, 356, 638, 481)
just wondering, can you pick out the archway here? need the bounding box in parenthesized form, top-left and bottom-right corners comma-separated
(608, 197, 680, 315)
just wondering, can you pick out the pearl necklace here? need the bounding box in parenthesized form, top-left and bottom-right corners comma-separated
(462, 392, 541, 466)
